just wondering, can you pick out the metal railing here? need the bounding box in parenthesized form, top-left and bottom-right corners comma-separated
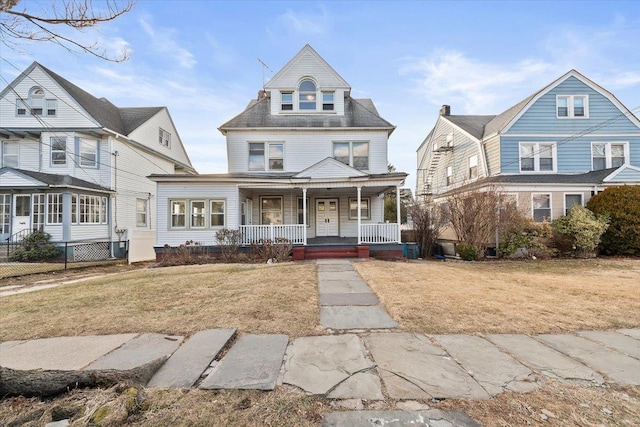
(4, 229, 34, 259)
(360, 223, 400, 244)
(239, 224, 306, 245)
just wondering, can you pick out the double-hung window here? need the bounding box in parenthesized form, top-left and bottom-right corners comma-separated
(348, 198, 370, 220)
(592, 142, 626, 170)
(136, 198, 147, 227)
(159, 128, 171, 147)
(2, 141, 18, 168)
(333, 141, 369, 170)
(51, 137, 67, 165)
(260, 196, 283, 225)
(468, 155, 478, 180)
(46, 99, 57, 116)
(248, 142, 284, 171)
(519, 142, 555, 172)
(190, 201, 206, 228)
(210, 200, 225, 227)
(557, 95, 588, 118)
(29, 87, 44, 115)
(79, 139, 97, 167)
(532, 194, 551, 222)
(446, 165, 453, 186)
(170, 201, 186, 228)
(322, 92, 334, 111)
(564, 194, 583, 215)
(281, 92, 293, 111)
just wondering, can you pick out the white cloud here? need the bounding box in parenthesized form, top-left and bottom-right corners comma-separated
(277, 8, 330, 36)
(400, 50, 555, 114)
(137, 16, 196, 69)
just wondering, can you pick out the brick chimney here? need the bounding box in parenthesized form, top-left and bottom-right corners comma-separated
(258, 90, 268, 100)
(439, 105, 451, 116)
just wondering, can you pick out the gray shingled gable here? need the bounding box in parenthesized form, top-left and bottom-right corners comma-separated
(485, 168, 618, 185)
(219, 96, 394, 131)
(444, 115, 495, 140)
(36, 63, 164, 136)
(4, 168, 112, 192)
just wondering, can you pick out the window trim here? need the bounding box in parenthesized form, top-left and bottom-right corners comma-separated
(248, 141, 285, 171)
(468, 155, 478, 180)
(260, 196, 283, 225)
(332, 141, 369, 171)
(519, 142, 557, 173)
(50, 137, 67, 166)
(46, 193, 63, 225)
(591, 141, 628, 170)
(348, 197, 371, 220)
(159, 128, 171, 148)
(190, 200, 206, 229)
(322, 91, 334, 111)
(78, 138, 98, 168)
(75, 194, 107, 224)
(563, 193, 583, 216)
(0, 194, 10, 234)
(210, 199, 226, 228)
(298, 78, 317, 110)
(46, 99, 58, 117)
(170, 200, 187, 229)
(136, 198, 147, 227)
(446, 165, 453, 186)
(556, 94, 589, 119)
(531, 193, 552, 222)
(2, 141, 19, 168)
(281, 91, 293, 111)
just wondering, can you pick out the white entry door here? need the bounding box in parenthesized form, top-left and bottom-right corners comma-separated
(316, 199, 339, 237)
(12, 194, 31, 237)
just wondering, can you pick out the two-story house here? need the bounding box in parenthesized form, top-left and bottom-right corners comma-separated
(417, 69, 640, 243)
(0, 62, 195, 261)
(151, 45, 407, 259)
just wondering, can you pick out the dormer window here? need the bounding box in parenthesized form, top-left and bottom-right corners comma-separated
(29, 87, 44, 115)
(16, 87, 57, 116)
(299, 79, 316, 110)
(322, 92, 334, 111)
(281, 92, 293, 111)
(557, 95, 588, 118)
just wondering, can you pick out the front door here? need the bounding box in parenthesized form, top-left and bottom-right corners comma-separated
(12, 194, 31, 237)
(316, 199, 339, 237)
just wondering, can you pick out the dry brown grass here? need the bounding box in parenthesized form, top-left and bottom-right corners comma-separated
(355, 258, 640, 334)
(0, 262, 319, 341)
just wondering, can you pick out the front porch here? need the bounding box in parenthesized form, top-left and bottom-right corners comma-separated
(238, 222, 400, 245)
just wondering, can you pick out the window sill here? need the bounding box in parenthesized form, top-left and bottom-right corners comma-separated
(278, 111, 337, 115)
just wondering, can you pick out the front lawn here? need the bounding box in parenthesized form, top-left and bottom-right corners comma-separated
(354, 258, 640, 334)
(0, 263, 319, 341)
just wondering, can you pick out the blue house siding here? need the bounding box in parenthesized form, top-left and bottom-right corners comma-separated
(507, 77, 640, 135)
(500, 135, 640, 174)
(611, 167, 640, 182)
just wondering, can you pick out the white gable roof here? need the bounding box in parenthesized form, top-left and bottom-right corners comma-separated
(604, 165, 640, 183)
(293, 157, 367, 179)
(264, 44, 350, 90)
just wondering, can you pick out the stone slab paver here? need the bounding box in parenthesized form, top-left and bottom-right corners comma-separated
(200, 334, 288, 391)
(326, 371, 384, 400)
(1, 334, 137, 371)
(316, 259, 353, 265)
(282, 334, 376, 395)
(537, 334, 640, 385)
(433, 335, 538, 396)
(85, 333, 183, 371)
(578, 330, 640, 359)
(321, 306, 398, 329)
(319, 292, 379, 306)
(318, 280, 372, 294)
(147, 328, 236, 388)
(365, 333, 490, 400)
(318, 264, 356, 272)
(0, 340, 25, 352)
(618, 328, 640, 340)
(487, 334, 604, 383)
(318, 271, 363, 282)
(322, 409, 481, 427)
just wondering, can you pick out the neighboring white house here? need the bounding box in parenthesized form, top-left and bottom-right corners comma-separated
(416, 69, 640, 244)
(0, 62, 195, 261)
(150, 45, 407, 259)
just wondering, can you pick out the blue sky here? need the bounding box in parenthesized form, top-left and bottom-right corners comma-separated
(2, 0, 639, 191)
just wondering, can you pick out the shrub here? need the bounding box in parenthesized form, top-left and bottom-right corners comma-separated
(406, 202, 446, 258)
(456, 243, 479, 261)
(551, 205, 609, 258)
(498, 218, 553, 258)
(9, 230, 61, 262)
(587, 186, 640, 255)
(159, 240, 208, 266)
(215, 228, 242, 262)
(250, 238, 292, 262)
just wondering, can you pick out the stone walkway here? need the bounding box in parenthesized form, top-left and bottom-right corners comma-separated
(2, 259, 640, 426)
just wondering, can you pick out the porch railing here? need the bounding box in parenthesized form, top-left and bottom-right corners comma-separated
(239, 224, 306, 245)
(360, 223, 400, 244)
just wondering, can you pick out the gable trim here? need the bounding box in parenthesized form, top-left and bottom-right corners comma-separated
(501, 70, 640, 134)
(293, 157, 368, 178)
(603, 165, 640, 182)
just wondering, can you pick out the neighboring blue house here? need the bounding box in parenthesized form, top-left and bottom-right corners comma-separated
(417, 69, 640, 231)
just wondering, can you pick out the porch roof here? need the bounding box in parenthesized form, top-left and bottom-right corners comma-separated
(0, 167, 113, 193)
(148, 171, 407, 188)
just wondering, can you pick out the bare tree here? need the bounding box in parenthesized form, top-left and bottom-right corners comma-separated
(1, 0, 134, 62)
(407, 201, 446, 258)
(446, 185, 506, 256)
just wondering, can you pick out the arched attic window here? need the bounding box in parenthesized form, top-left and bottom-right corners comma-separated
(299, 79, 317, 110)
(28, 87, 44, 115)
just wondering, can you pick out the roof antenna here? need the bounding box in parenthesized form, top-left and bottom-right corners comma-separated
(257, 58, 273, 88)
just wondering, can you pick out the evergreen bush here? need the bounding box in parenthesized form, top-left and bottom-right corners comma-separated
(586, 186, 640, 255)
(551, 205, 609, 257)
(9, 230, 61, 262)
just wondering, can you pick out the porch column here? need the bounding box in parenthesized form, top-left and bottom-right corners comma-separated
(396, 185, 402, 243)
(357, 186, 362, 244)
(302, 188, 307, 245)
(62, 191, 72, 242)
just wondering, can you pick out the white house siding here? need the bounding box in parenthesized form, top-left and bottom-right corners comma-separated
(483, 135, 501, 176)
(0, 171, 38, 187)
(0, 66, 99, 129)
(112, 138, 175, 238)
(0, 139, 40, 170)
(156, 182, 239, 246)
(126, 109, 192, 169)
(70, 223, 110, 241)
(226, 130, 389, 175)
